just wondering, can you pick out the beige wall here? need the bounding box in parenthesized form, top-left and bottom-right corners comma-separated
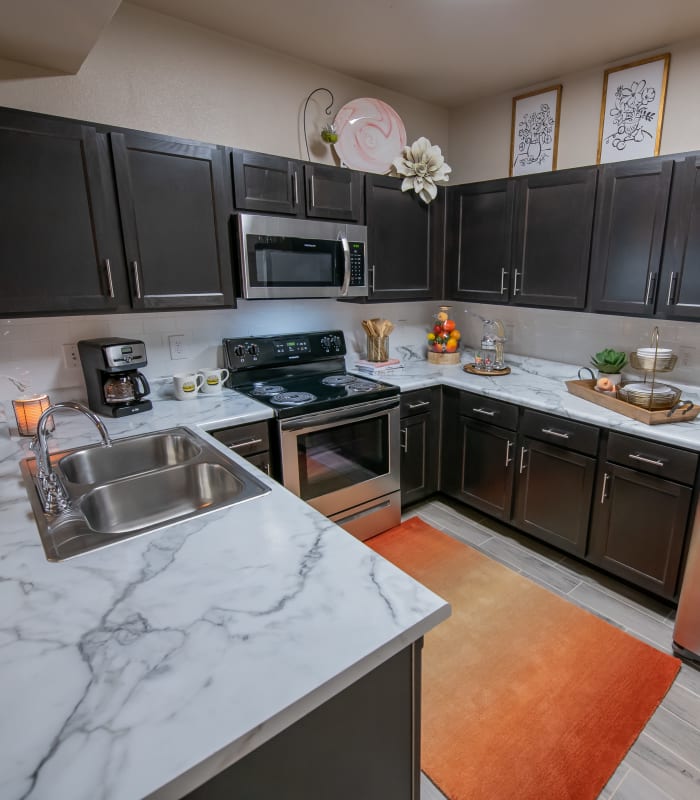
(0, 2, 449, 162)
(448, 37, 700, 184)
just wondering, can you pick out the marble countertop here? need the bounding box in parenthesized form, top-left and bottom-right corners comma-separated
(349, 350, 700, 452)
(0, 384, 450, 800)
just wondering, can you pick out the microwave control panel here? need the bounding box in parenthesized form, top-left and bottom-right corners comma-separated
(349, 242, 365, 286)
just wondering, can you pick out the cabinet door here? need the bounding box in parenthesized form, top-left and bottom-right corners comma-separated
(588, 462, 691, 599)
(658, 154, 700, 320)
(365, 175, 442, 301)
(0, 109, 117, 315)
(111, 132, 234, 310)
(400, 406, 440, 506)
(512, 437, 596, 556)
(511, 167, 597, 309)
(232, 150, 302, 216)
(305, 163, 364, 222)
(442, 416, 515, 520)
(588, 158, 673, 315)
(445, 179, 514, 303)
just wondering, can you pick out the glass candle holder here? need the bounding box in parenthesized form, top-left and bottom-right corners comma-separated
(12, 393, 52, 436)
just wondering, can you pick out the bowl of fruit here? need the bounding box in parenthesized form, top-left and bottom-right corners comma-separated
(427, 306, 461, 364)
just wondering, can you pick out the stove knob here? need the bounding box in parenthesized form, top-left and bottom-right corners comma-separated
(233, 344, 246, 358)
(247, 344, 259, 357)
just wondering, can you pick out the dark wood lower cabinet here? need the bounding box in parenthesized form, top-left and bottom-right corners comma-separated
(184, 641, 421, 800)
(588, 463, 692, 599)
(400, 388, 440, 507)
(512, 437, 596, 557)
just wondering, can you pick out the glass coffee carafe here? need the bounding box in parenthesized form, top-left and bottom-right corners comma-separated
(103, 373, 150, 405)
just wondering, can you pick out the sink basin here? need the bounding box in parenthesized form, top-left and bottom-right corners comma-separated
(20, 426, 271, 561)
(80, 462, 247, 534)
(58, 431, 202, 485)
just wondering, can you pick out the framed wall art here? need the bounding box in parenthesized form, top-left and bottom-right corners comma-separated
(597, 53, 670, 164)
(510, 85, 562, 176)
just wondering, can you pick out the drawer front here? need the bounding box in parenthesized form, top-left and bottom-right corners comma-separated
(607, 432, 698, 485)
(400, 387, 438, 418)
(209, 421, 270, 457)
(520, 408, 599, 456)
(459, 391, 518, 430)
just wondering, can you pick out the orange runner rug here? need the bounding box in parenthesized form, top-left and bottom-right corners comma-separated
(367, 516, 680, 800)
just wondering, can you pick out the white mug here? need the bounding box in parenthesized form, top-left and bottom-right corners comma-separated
(173, 372, 204, 400)
(198, 368, 230, 394)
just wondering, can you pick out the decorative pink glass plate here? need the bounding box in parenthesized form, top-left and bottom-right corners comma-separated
(333, 98, 407, 174)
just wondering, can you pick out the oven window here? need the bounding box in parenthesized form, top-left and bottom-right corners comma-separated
(296, 416, 388, 501)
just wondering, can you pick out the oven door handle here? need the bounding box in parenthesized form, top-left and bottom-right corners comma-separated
(339, 236, 350, 297)
(280, 397, 399, 431)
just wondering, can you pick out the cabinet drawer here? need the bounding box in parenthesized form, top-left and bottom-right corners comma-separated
(400, 388, 438, 417)
(209, 421, 271, 457)
(459, 391, 518, 430)
(520, 409, 599, 456)
(607, 432, 698, 485)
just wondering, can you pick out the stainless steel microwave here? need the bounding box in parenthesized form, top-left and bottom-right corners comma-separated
(236, 213, 368, 299)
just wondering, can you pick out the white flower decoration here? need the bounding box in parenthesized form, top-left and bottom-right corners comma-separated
(390, 137, 452, 203)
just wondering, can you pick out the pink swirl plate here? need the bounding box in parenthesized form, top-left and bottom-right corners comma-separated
(333, 97, 407, 174)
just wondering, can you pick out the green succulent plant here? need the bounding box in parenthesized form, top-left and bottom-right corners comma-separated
(590, 348, 627, 374)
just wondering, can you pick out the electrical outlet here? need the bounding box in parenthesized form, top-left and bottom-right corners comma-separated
(62, 343, 79, 369)
(168, 334, 187, 360)
(678, 345, 695, 367)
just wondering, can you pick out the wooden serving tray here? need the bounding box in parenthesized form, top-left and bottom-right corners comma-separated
(565, 379, 699, 425)
(464, 364, 511, 376)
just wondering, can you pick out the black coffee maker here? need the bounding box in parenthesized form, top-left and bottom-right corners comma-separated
(78, 337, 152, 417)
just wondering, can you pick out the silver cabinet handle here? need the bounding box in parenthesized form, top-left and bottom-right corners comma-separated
(292, 172, 298, 206)
(666, 272, 677, 306)
(500, 267, 507, 295)
(408, 400, 430, 410)
(513, 269, 521, 295)
(104, 258, 114, 298)
(472, 407, 496, 417)
(230, 437, 264, 450)
(370, 264, 375, 294)
(519, 446, 528, 473)
(628, 452, 665, 468)
(130, 260, 142, 299)
(505, 440, 513, 467)
(339, 236, 350, 296)
(400, 427, 408, 452)
(541, 427, 571, 439)
(644, 272, 657, 305)
(309, 175, 315, 208)
(600, 472, 610, 503)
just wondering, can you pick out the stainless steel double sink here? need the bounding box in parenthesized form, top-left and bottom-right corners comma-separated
(20, 427, 270, 561)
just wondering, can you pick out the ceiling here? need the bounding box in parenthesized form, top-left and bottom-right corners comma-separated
(4, 1, 700, 106)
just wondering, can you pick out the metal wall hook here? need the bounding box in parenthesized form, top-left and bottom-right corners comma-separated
(303, 87, 335, 162)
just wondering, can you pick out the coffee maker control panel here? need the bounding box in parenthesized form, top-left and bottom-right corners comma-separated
(103, 342, 147, 368)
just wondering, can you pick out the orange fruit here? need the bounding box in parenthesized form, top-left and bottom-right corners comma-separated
(443, 319, 456, 332)
(445, 339, 458, 352)
(451, 329, 461, 341)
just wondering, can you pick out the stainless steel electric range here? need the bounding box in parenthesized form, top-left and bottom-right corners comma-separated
(223, 330, 400, 540)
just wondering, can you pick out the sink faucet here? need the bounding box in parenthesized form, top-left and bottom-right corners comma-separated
(31, 401, 112, 514)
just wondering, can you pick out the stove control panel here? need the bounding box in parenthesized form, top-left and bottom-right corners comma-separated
(223, 330, 347, 372)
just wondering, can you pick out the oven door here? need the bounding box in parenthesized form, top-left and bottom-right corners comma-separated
(279, 397, 400, 526)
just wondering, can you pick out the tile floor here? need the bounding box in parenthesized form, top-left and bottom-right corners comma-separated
(405, 498, 700, 800)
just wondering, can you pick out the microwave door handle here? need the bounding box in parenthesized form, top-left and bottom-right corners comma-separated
(339, 236, 350, 296)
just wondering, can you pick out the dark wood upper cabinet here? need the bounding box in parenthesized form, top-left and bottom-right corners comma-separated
(111, 131, 234, 309)
(365, 174, 443, 301)
(511, 167, 597, 309)
(445, 179, 515, 303)
(304, 163, 364, 222)
(232, 150, 302, 216)
(0, 108, 117, 315)
(588, 158, 673, 315)
(658, 153, 700, 320)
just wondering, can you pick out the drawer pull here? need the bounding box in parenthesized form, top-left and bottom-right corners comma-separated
(407, 400, 430, 410)
(541, 427, 571, 439)
(472, 407, 497, 417)
(519, 446, 528, 474)
(628, 452, 665, 468)
(600, 472, 610, 503)
(229, 437, 264, 450)
(505, 440, 513, 467)
(400, 427, 408, 452)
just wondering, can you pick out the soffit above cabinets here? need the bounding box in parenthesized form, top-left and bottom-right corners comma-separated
(0, 0, 121, 73)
